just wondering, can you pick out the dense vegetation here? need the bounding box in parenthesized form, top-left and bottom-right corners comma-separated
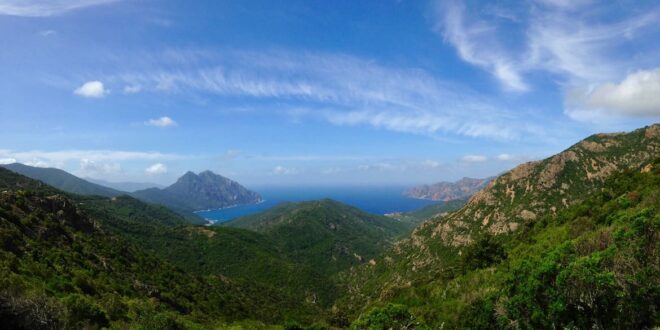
(340, 158, 659, 329)
(0, 125, 658, 329)
(0, 169, 317, 329)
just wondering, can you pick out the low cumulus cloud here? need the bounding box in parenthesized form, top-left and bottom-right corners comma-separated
(145, 116, 177, 127)
(74, 80, 108, 98)
(272, 165, 298, 175)
(566, 68, 660, 121)
(145, 163, 167, 175)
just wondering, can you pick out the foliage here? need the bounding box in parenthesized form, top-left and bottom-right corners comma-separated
(349, 304, 430, 329)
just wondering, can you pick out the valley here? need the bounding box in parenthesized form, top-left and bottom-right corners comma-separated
(1, 124, 657, 329)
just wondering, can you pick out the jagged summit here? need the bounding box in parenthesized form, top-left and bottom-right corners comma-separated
(132, 170, 262, 212)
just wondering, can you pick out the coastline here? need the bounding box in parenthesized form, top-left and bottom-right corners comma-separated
(193, 199, 266, 213)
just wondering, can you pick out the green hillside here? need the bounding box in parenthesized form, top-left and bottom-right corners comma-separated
(0, 168, 318, 329)
(339, 124, 660, 328)
(0, 125, 658, 329)
(226, 199, 409, 276)
(344, 157, 659, 329)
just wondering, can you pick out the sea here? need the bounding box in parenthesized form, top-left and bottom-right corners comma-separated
(196, 185, 437, 225)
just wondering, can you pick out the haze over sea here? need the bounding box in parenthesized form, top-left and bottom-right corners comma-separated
(197, 186, 436, 223)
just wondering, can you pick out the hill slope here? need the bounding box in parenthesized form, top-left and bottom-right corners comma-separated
(344, 157, 660, 329)
(132, 170, 262, 212)
(339, 124, 660, 328)
(0, 168, 316, 328)
(226, 199, 410, 277)
(1, 163, 123, 197)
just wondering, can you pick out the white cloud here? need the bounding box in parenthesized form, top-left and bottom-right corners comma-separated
(40, 29, 56, 37)
(435, 0, 528, 91)
(272, 165, 298, 175)
(220, 149, 241, 161)
(566, 68, 660, 120)
(358, 162, 399, 171)
(145, 163, 167, 175)
(145, 116, 177, 127)
(74, 80, 108, 98)
(421, 160, 441, 168)
(496, 153, 514, 161)
(78, 158, 121, 176)
(432, 0, 660, 118)
(461, 155, 488, 162)
(534, 0, 593, 10)
(123, 84, 142, 94)
(0, 0, 119, 17)
(320, 167, 343, 175)
(24, 159, 51, 168)
(0, 149, 186, 166)
(0, 157, 17, 164)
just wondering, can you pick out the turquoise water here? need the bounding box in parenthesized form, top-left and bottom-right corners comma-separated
(196, 185, 436, 224)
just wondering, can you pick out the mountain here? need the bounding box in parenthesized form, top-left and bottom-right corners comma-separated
(86, 177, 164, 192)
(339, 124, 660, 328)
(0, 163, 124, 197)
(385, 197, 468, 225)
(132, 170, 262, 212)
(404, 177, 493, 201)
(0, 167, 318, 328)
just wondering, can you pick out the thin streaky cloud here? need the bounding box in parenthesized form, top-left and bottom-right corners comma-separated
(0, 0, 120, 17)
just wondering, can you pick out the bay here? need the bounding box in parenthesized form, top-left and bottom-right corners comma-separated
(196, 185, 436, 224)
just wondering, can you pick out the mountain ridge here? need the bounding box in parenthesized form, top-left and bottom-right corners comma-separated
(0, 163, 124, 198)
(405, 176, 494, 201)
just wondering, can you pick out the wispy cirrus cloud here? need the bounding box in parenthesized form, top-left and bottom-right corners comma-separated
(0, 149, 187, 169)
(96, 49, 538, 140)
(433, 0, 660, 122)
(0, 0, 119, 17)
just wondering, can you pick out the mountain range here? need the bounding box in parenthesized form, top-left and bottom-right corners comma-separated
(0, 124, 658, 329)
(0, 163, 123, 198)
(405, 177, 493, 201)
(0, 164, 262, 222)
(85, 178, 164, 192)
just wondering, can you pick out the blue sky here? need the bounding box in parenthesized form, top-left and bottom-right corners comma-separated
(1, 0, 659, 186)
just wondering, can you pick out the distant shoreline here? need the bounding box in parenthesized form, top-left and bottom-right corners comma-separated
(193, 199, 266, 213)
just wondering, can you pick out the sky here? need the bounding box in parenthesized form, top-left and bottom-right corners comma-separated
(0, 0, 659, 187)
